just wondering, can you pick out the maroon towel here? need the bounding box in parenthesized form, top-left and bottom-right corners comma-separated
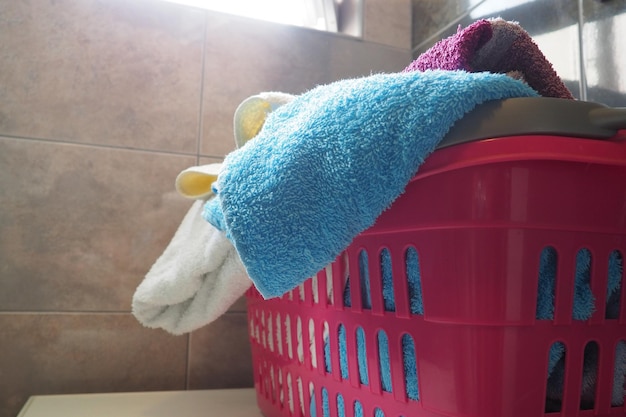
(405, 18, 573, 99)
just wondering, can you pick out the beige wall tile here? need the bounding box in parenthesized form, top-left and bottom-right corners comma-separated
(0, 0, 204, 152)
(228, 295, 249, 313)
(364, 0, 412, 49)
(0, 137, 194, 311)
(187, 313, 253, 389)
(411, 0, 473, 49)
(201, 14, 333, 157)
(200, 12, 411, 157)
(199, 156, 223, 165)
(326, 33, 412, 78)
(0, 313, 188, 417)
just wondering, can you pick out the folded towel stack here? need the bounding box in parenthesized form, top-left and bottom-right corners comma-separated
(135, 18, 571, 337)
(133, 15, 623, 417)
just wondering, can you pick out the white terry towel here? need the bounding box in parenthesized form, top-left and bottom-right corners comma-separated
(132, 200, 251, 335)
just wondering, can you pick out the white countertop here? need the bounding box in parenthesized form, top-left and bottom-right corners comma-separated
(17, 388, 263, 417)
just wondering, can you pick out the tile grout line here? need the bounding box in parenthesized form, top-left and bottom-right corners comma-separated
(0, 311, 132, 315)
(184, 10, 210, 392)
(0, 133, 200, 158)
(196, 11, 209, 166)
(0, 133, 229, 160)
(186, 332, 192, 390)
(577, 0, 588, 101)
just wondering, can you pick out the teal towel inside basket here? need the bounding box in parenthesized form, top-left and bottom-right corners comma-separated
(312, 249, 624, 417)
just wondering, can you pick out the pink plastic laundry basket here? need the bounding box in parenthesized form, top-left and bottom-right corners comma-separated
(245, 98, 626, 417)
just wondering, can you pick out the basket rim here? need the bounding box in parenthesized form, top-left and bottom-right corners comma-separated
(414, 133, 626, 182)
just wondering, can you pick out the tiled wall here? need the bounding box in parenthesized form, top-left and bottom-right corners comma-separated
(411, 0, 626, 105)
(8, 1, 624, 415)
(0, 0, 411, 416)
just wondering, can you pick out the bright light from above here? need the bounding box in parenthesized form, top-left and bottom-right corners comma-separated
(470, 0, 538, 19)
(164, 0, 337, 31)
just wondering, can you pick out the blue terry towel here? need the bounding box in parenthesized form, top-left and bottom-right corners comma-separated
(203, 70, 538, 298)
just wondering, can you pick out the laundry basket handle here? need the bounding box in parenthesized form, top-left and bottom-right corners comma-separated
(438, 97, 626, 149)
(590, 107, 626, 131)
